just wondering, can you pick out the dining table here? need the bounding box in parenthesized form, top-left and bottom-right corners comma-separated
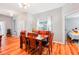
(25, 34, 49, 55)
(36, 35, 48, 54)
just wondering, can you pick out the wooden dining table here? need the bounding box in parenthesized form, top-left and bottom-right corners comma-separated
(36, 35, 48, 54)
(25, 34, 48, 55)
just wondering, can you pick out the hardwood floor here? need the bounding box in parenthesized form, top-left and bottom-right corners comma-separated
(0, 36, 79, 55)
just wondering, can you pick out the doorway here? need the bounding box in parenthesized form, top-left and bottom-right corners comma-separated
(65, 12, 79, 46)
(0, 21, 6, 49)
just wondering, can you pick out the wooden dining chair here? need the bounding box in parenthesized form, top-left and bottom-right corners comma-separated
(27, 32, 39, 54)
(36, 31, 49, 54)
(48, 32, 54, 54)
(20, 31, 26, 49)
(41, 31, 54, 55)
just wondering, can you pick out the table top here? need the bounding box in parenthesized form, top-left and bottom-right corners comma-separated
(36, 36, 43, 40)
(36, 35, 48, 40)
(26, 35, 48, 41)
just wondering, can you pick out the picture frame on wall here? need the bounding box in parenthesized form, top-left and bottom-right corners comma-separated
(37, 16, 52, 31)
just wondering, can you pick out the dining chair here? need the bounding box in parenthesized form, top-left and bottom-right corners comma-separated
(27, 32, 39, 54)
(20, 31, 26, 49)
(49, 32, 54, 54)
(36, 31, 49, 54)
(42, 31, 54, 55)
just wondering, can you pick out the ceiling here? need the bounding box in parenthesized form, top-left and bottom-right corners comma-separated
(27, 3, 66, 14)
(0, 3, 66, 16)
(67, 12, 79, 18)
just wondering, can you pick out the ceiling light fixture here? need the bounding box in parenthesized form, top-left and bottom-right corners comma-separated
(7, 10, 16, 17)
(18, 3, 30, 9)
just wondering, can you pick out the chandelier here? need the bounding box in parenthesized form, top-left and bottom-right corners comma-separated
(18, 3, 30, 9)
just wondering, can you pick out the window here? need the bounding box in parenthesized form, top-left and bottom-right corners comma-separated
(37, 16, 52, 31)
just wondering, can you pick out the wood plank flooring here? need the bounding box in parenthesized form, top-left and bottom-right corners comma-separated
(0, 36, 79, 55)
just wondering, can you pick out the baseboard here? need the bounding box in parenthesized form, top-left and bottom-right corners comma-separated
(53, 41, 65, 44)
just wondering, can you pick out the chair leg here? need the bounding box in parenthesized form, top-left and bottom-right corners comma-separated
(20, 38, 23, 49)
(25, 43, 28, 51)
(48, 48, 50, 55)
(51, 44, 52, 53)
(48, 45, 50, 55)
(48, 44, 52, 55)
(20, 43, 23, 49)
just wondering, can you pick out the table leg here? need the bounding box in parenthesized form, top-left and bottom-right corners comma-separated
(39, 41, 42, 55)
(20, 38, 23, 49)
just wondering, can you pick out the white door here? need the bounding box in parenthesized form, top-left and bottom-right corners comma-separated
(0, 21, 6, 49)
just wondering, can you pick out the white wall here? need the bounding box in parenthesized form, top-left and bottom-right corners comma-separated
(15, 13, 27, 36)
(0, 14, 12, 34)
(34, 8, 64, 44)
(65, 17, 79, 33)
(26, 13, 35, 32)
(16, 13, 35, 36)
(62, 3, 79, 16)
